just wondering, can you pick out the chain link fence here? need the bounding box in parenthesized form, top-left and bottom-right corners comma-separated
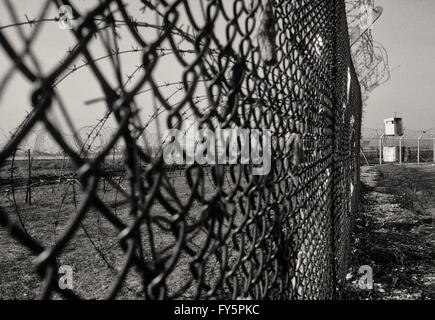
(361, 129, 435, 165)
(0, 0, 361, 299)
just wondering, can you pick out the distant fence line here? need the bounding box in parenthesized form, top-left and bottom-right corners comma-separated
(0, 127, 160, 157)
(360, 131, 435, 165)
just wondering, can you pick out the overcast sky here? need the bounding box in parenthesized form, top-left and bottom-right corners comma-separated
(364, 0, 435, 132)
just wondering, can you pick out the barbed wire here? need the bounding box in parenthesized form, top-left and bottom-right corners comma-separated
(0, 0, 362, 299)
(345, 0, 390, 104)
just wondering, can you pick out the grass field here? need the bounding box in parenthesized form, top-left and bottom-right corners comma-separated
(0, 159, 239, 299)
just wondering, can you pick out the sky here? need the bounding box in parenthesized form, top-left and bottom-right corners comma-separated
(0, 1, 203, 150)
(0, 0, 434, 148)
(364, 0, 435, 131)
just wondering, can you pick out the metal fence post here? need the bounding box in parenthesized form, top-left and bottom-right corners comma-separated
(399, 135, 404, 164)
(379, 134, 384, 165)
(417, 134, 423, 164)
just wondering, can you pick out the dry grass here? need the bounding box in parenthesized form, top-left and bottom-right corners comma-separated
(344, 164, 435, 300)
(0, 160, 243, 299)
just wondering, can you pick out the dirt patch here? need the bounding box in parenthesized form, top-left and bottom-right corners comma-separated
(344, 164, 435, 300)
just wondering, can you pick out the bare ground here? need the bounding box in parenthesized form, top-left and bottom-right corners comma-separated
(1, 162, 434, 299)
(0, 164, 238, 300)
(344, 164, 435, 300)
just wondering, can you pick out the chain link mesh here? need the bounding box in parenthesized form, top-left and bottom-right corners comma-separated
(0, 0, 362, 299)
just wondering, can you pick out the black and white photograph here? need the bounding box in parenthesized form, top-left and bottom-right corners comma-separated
(0, 0, 433, 308)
